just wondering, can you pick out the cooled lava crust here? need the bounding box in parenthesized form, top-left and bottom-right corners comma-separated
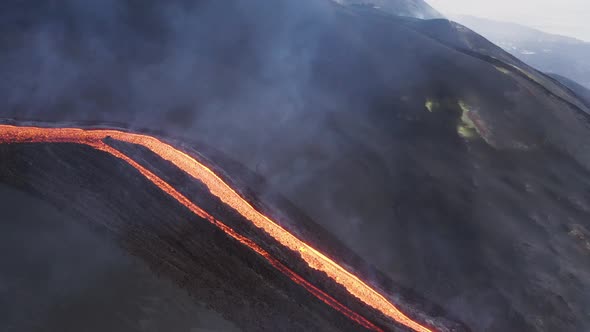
(0, 123, 468, 332)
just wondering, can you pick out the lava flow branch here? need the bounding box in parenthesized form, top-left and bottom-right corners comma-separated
(0, 124, 433, 332)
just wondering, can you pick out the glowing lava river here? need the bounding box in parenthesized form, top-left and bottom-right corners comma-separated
(0, 124, 434, 332)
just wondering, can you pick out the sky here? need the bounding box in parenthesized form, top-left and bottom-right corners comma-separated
(426, 0, 590, 41)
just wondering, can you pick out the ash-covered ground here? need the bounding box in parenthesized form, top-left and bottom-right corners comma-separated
(0, 143, 373, 332)
(0, 140, 465, 332)
(1, 0, 590, 331)
(0, 184, 240, 332)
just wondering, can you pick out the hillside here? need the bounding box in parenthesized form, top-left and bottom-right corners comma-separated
(1, 1, 590, 331)
(453, 15, 590, 88)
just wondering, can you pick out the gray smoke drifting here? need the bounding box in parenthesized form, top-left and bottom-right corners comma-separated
(2, 1, 590, 331)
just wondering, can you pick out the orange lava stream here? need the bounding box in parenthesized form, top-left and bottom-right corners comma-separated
(96, 143, 381, 331)
(0, 124, 433, 332)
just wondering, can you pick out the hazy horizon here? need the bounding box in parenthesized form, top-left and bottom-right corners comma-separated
(426, 0, 590, 42)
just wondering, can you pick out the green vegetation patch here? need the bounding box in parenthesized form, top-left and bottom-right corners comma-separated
(424, 98, 440, 112)
(457, 100, 479, 139)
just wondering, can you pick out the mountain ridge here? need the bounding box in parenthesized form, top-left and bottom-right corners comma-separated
(452, 14, 590, 88)
(332, 0, 443, 19)
(1, 1, 590, 331)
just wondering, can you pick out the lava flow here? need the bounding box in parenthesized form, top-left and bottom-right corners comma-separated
(0, 124, 433, 332)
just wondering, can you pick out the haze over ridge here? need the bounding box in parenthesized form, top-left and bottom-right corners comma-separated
(426, 0, 590, 41)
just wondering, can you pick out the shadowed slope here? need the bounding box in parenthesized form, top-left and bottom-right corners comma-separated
(1, 1, 590, 331)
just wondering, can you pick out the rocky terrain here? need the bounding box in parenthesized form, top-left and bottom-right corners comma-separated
(0, 133, 468, 332)
(1, 1, 590, 331)
(0, 183, 241, 332)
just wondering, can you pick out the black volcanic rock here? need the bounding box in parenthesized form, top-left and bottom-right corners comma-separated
(0, 143, 379, 332)
(1, 1, 590, 331)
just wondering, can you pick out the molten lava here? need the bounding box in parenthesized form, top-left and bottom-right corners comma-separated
(0, 124, 433, 332)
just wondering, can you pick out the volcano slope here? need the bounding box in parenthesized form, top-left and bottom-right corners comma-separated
(2, 0, 590, 331)
(0, 124, 469, 332)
